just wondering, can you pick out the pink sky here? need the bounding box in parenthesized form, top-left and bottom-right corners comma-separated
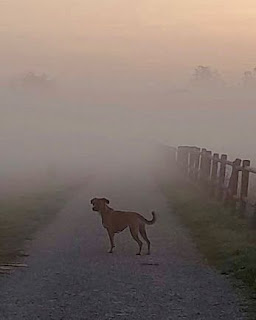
(1, 0, 256, 83)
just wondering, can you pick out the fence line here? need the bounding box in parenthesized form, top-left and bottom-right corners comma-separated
(175, 146, 256, 216)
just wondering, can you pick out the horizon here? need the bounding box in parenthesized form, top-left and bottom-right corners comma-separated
(1, 1, 256, 84)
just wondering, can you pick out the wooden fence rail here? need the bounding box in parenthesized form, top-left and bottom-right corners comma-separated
(175, 146, 256, 215)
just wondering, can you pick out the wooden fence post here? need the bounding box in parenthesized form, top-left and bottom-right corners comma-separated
(210, 153, 219, 196)
(177, 146, 182, 168)
(218, 154, 227, 200)
(175, 146, 256, 217)
(200, 150, 212, 186)
(226, 158, 242, 208)
(184, 147, 190, 177)
(199, 148, 207, 182)
(240, 160, 250, 213)
(205, 151, 212, 185)
(188, 147, 194, 179)
(188, 147, 199, 180)
(177, 146, 190, 176)
(193, 147, 200, 181)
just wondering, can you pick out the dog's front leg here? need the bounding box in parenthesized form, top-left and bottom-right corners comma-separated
(107, 229, 115, 253)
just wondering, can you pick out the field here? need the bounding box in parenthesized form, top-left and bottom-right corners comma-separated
(0, 183, 75, 265)
(162, 176, 256, 299)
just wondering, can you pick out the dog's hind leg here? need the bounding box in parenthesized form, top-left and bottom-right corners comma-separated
(107, 230, 115, 253)
(129, 226, 143, 255)
(139, 225, 151, 255)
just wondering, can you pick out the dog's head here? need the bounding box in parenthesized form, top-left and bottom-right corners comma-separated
(90, 198, 110, 212)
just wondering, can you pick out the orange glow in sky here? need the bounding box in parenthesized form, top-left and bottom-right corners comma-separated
(1, 0, 256, 81)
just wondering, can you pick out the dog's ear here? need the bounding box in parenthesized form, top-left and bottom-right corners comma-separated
(103, 198, 110, 204)
(90, 198, 96, 204)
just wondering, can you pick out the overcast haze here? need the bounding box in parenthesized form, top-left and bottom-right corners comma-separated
(1, 1, 256, 193)
(1, 1, 256, 81)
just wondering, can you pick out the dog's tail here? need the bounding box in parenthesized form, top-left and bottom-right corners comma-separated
(140, 211, 156, 225)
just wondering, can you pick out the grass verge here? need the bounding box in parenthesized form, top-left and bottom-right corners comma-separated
(162, 177, 256, 296)
(0, 184, 75, 264)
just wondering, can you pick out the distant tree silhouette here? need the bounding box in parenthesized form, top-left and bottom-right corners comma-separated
(190, 66, 224, 90)
(21, 72, 53, 89)
(10, 72, 55, 92)
(242, 67, 256, 89)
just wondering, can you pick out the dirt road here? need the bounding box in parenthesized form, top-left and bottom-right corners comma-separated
(0, 169, 246, 319)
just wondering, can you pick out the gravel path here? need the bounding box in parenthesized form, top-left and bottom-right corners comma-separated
(0, 170, 246, 319)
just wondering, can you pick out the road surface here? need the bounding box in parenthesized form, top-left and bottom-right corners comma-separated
(0, 169, 246, 319)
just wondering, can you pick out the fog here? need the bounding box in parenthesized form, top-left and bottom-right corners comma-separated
(1, 1, 256, 194)
(1, 87, 256, 195)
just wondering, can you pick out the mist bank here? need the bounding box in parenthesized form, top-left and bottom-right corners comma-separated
(1, 87, 255, 196)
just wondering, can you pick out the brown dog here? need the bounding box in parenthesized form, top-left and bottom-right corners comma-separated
(90, 198, 156, 255)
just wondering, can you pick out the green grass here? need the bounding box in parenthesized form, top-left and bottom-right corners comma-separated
(0, 185, 73, 264)
(162, 177, 256, 293)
